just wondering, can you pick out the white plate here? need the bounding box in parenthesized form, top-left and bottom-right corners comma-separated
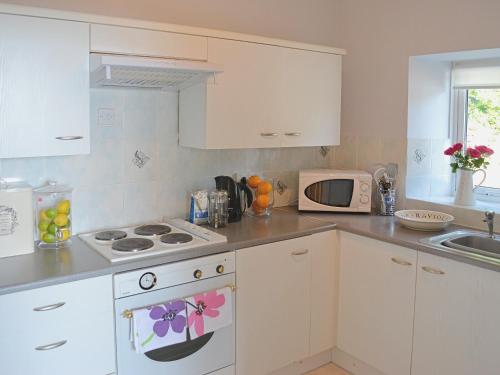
(395, 210, 455, 231)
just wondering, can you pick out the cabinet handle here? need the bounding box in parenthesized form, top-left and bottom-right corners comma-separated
(55, 136, 83, 141)
(422, 266, 445, 275)
(391, 257, 412, 266)
(33, 302, 66, 312)
(284, 132, 302, 136)
(35, 340, 67, 351)
(291, 249, 309, 256)
(260, 133, 279, 137)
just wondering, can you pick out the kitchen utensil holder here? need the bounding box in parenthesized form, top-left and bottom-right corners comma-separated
(378, 187, 396, 216)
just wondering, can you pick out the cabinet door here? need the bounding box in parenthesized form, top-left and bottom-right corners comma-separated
(206, 38, 283, 149)
(0, 276, 115, 375)
(91, 24, 208, 60)
(310, 230, 337, 355)
(275, 48, 341, 148)
(236, 236, 311, 375)
(412, 252, 500, 375)
(0, 14, 89, 158)
(337, 232, 416, 375)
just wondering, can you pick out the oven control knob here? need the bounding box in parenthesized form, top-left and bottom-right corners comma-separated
(194, 269, 203, 279)
(360, 195, 370, 204)
(216, 265, 225, 274)
(360, 182, 369, 192)
(139, 272, 157, 290)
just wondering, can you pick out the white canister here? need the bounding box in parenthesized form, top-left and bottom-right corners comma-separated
(0, 179, 34, 258)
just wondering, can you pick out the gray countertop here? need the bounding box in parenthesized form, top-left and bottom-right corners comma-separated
(0, 206, 497, 296)
(0, 208, 335, 295)
(287, 207, 500, 272)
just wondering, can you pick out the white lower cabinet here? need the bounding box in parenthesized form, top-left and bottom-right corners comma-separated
(235, 231, 336, 375)
(412, 252, 500, 375)
(337, 231, 416, 375)
(0, 276, 115, 375)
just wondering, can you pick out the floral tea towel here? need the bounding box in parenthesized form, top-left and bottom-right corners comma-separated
(186, 286, 233, 339)
(132, 300, 187, 354)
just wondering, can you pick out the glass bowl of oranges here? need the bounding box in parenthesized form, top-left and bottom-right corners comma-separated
(246, 175, 274, 216)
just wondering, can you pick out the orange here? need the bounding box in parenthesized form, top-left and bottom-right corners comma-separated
(252, 201, 264, 213)
(247, 175, 261, 189)
(257, 181, 273, 195)
(255, 194, 270, 209)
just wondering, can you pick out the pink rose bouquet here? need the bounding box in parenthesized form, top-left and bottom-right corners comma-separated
(444, 143, 494, 172)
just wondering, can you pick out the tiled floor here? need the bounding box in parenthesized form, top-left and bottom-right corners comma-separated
(306, 363, 351, 375)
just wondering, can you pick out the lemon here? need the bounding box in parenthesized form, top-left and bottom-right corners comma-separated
(57, 228, 71, 241)
(46, 208, 57, 220)
(39, 209, 50, 221)
(54, 214, 69, 227)
(42, 233, 56, 243)
(56, 200, 70, 214)
(38, 220, 51, 232)
(39, 231, 47, 241)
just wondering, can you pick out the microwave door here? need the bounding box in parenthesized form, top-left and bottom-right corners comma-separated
(304, 179, 354, 207)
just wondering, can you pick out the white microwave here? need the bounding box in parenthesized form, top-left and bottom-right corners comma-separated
(299, 169, 372, 212)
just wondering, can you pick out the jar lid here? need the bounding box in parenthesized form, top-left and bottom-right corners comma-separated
(34, 180, 73, 194)
(0, 178, 32, 192)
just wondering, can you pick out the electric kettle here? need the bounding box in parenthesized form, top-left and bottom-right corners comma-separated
(214, 176, 252, 222)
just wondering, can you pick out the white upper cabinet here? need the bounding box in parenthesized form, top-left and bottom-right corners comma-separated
(337, 232, 417, 375)
(90, 24, 208, 60)
(179, 37, 342, 149)
(0, 14, 90, 158)
(412, 252, 500, 375)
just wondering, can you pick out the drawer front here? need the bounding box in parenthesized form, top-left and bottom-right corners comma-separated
(0, 276, 115, 375)
(91, 24, 208, 60)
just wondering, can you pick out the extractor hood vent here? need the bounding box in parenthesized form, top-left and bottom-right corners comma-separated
(90, 54, 222, 90)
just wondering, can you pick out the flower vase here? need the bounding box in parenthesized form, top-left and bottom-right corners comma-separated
(454, 168, 486, 206)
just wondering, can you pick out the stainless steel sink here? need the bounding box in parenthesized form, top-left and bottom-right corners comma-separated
(421, 230, 500, 265)
(442, 235, 500, 257)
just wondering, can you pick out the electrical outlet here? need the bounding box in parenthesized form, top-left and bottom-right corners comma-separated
(98, 108, 115, 126)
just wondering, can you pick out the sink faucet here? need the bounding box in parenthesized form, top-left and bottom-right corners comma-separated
(483, 211, 496, 239)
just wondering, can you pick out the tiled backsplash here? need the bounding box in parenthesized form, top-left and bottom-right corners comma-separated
(406, 137, 452, 198)
(0, 89, 331, 233)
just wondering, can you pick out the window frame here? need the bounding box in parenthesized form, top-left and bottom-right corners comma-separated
(452, 88, 500, 202)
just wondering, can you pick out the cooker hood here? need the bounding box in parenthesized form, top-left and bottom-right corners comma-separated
(90, 53, 222, 90)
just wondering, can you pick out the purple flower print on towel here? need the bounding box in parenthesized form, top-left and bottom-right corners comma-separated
(149, 300, 186, 337)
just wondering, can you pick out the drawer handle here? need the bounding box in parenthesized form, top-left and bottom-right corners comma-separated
(33, 302, 66, 312)
(422, 266, 445, 275)
(260, 132, 279, 137)
(284, 132, 302, 136)
(35, 340, 67, 351)
(291, 249, 309, 256)
(55, 136, 83, 141)
(391, 257, 412, 266)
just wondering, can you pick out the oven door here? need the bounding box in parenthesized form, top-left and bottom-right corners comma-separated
(114, 273, 235, 375)
(303, 178, 355, 208)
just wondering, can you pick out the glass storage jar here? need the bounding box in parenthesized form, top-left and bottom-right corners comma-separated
(34, 181, 73, 248)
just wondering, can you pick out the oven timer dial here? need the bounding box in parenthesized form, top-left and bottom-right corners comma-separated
(139, 272, 157, 290)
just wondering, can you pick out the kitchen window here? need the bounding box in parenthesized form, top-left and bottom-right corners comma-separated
(452, 61, 500, 201)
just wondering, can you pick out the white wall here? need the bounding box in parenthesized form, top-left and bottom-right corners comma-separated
(331, 0, 500, 208)
(406, 57, 452, 198)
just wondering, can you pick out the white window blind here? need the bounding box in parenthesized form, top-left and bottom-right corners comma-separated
(452, 59, 500, 88)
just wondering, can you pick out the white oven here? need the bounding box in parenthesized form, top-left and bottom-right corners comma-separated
(113, 252, 235, 375)
(299, 169, 372, 212)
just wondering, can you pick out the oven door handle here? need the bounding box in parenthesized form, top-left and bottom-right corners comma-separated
(122, 283, 237, 319)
